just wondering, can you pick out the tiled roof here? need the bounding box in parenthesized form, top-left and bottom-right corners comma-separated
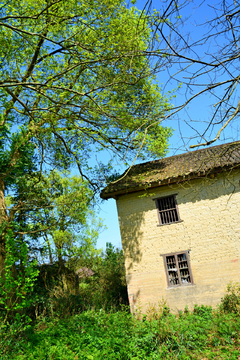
(76, 267, 94, 278)
(100, 141, 240, 199)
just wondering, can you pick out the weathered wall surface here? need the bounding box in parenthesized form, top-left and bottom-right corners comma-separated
(116, 170, 240, 313)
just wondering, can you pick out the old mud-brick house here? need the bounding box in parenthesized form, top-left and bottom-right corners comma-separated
(101, 141, 240, 313)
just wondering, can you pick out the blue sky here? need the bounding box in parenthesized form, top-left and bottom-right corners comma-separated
(96, 0, 240, 250)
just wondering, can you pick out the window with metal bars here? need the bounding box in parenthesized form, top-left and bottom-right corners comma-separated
(163, 251, 194, 287)
(155, 194, 181, 225)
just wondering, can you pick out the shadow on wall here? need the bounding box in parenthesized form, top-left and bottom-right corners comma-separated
(118, 169, 240, 271)
(169, 169, 240, 206)
(118, 202, 145, 273)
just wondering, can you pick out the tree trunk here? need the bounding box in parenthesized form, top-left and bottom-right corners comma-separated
(44, 233, 53, 265)
(0, 179, 7, 279)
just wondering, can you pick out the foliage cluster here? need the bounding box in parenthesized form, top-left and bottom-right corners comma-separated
(219, 282, 240, 315)
(0, 228, 39, 324)
(6, 170, 101, 266)
(0, 0, 172, 327)
(1, 300, 240, 359)
(28, 243, 128, 320)
(0, 172, 103, 324)
(77, 243, 129, 311)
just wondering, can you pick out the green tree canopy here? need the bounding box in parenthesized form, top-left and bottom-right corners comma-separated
(0, 0, 172, 275)
(6, 171, 102, 264)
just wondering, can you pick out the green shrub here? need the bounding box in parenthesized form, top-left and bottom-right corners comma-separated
(193, 304, 213, 319)
(90, 243, 129, 310)
(0, 229, 39, 325)
(220, 282, 240, 314)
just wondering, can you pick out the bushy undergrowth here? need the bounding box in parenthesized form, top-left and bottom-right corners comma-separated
(27, 243, 129, 319)
(1, 303, 240, 360)
(1, 270, 240, 360)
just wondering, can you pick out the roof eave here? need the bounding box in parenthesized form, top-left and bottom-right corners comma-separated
(100, 164, 240, 200)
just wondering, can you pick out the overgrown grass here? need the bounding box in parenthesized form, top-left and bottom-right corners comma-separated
(1, 304, 240, 359)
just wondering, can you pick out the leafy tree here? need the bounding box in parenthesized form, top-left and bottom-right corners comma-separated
(0, 0, 172, 277)
(76, 243, 128, 311)
(93, 243, 128, 308)
(6, 171, 102, 265)
(3, 170, 103, 321)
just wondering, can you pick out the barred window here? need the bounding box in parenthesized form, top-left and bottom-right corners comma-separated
(155, 194, 181, 225)
(163, 251, 194, 287)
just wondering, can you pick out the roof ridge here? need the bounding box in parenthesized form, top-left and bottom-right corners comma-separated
(131, 140, 240, 169)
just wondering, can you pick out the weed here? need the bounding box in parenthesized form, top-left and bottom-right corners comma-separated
(1, 285, 240, 359)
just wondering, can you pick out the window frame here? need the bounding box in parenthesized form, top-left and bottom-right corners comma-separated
(154, 194, 182, 226)
(162, 250, 194, 288)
